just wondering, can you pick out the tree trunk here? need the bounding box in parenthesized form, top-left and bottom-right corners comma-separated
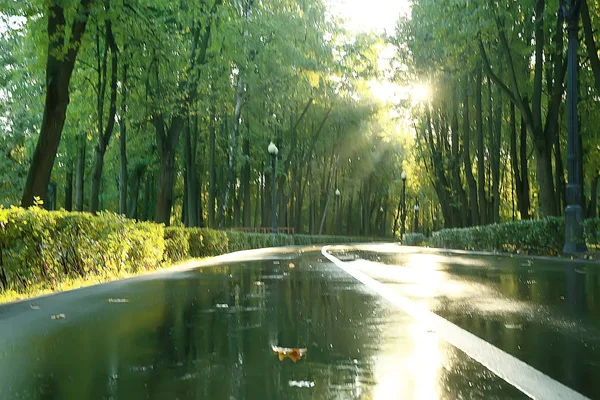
(21, 1, 92, 207)
(74, 133, 86, 211)
(242, 137, 251, 227)
(127, 165, 144, 219)
(208, 112, 217, 227)
(581, 0, 600, 95)
(451, 106, 468, 227)
(519, 116, 531, 219)
(155, 151, 177, 225)
(476, 65, 487, 225)
(143, 173, 153, 221)
(587, 172, 599, 218)
(510, 103, 525, 220)
(119, 61, 128, 215)
(154, 115, 185, 225)
(218, 74, 244, 227)
(532, 137, 557, 217)
(184, 117, 200, 227)
(491, 83, 502, 224)
(463, 85, 479, 225)
(90, 19, 118, 214)
(64, 159, 73, 211)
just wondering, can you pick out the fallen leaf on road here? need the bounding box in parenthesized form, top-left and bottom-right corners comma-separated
(272, 345, 307, 362)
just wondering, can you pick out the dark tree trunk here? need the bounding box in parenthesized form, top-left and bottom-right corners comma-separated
(463, 85, 479, 225)
(347, 193, 353, 236)
(184, 117, 200, 227)
(491, 83, 502, 224)
(218, 74, 244, 228)
(74, 133, 86, 211)
(21, 1, 93, 207)
(519, 117, 531, 219)
(154, 115, 185, 226)
(119, 62, 128, 215)
(90, 18, 118, 214)
(64, 159, 73, 211)
(476, 65, 487, 225)
(451, 106, 468, 227)
(510, 104, 531, 220)
(143, 173, 153, 221)
(127, 165, 144, 219)
(208, 113, 217, 227)
(582, 0, 600, 95)
(587, 172, 599, 218)
(242, 137, 251, 227)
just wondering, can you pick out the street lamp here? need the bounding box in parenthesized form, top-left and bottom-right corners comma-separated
(268, 141, 278, 234)
(335, 189, 341, 235)
(561, 0, 587, 254)
(401, 171, 407, 240)
(414, 203, 420, 233)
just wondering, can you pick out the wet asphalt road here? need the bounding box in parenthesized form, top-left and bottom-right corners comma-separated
(0, 245, 597, 399)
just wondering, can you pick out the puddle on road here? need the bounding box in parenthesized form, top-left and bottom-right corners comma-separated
(338, 248, 600, 399)
(0, 253, 525, 399)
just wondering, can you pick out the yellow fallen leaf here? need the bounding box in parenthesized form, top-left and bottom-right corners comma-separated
(272, 345, 307, 362)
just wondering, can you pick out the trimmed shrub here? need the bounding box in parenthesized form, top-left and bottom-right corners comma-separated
(430, 217, 583, 255)
(403, 233, 426, 246)
(198, 229, 229, 257)
(584, 219, 600, 246)
(294, 234, 377, 245)
(0, 207, 165, 292)
(164, 227, 189, 263)
(0, 206, 392, 298)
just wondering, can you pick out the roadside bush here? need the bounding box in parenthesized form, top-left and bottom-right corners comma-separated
(403, 233, 426, 246)
(164, 227, 189, 263)
(0, 206, 391, 298)
(584, 219, 600, 247)
(198, 229, 229, 257)
(294, 234, 376, 245)
(0, 207, 165, 293)
(431, 217, 569, 254)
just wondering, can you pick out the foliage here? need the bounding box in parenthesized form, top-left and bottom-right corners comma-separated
(0, 207, 381, 298)
(403, 233, 425, 246)
(294, 234, 376, 245)
(430, 217, 600, 255)
(0, 207, 164, 293)
(164, 227, 190, 263)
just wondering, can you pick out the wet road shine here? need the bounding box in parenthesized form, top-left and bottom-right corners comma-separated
(0, 246, 595, 399)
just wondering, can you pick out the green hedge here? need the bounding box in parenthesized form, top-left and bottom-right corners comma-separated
(0, 207, 165, 293)
(0, 207, 384, 295)
(431, 217, 600, 255)
(294, 234, 375, 245)
(403, 233, 426, 246)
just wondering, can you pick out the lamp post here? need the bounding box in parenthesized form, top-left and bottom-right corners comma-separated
(401, 171, 407, 240)
(561, 0, 587, 254)
(335, 189, 341, 235)
(414, 204, 420, 233)
(268, 141, 278, 234)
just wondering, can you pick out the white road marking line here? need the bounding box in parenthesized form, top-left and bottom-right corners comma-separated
(321, 246, 589, 400)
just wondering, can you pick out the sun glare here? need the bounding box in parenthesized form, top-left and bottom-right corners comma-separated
(326, 0, 411, 34)
(411, 84, 431, 105)
(368, 79, 404, 103)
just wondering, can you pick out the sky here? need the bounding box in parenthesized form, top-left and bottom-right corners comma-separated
(326, 0, 411, 34)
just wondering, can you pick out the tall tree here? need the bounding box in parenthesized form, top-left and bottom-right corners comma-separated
(21, 0, 94, 207)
